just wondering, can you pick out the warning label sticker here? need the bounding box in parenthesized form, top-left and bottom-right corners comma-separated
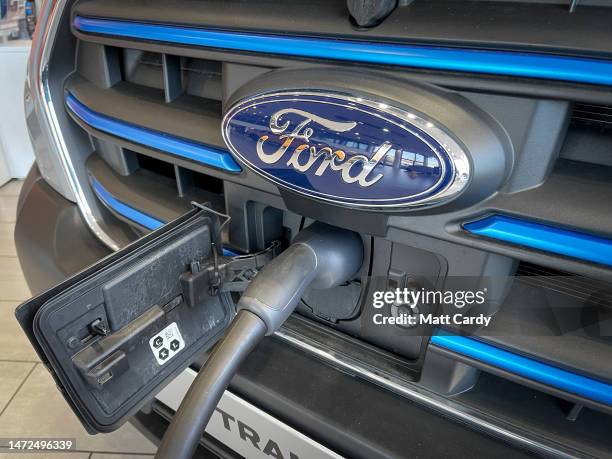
(149, 322, 185, 365)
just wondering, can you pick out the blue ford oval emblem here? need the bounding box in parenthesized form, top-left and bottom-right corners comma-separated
(222, 91, 470, 208)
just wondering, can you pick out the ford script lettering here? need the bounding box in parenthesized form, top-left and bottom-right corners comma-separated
(222, 91, 471, 208)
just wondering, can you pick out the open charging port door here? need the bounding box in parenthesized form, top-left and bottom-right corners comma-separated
(15, 208, 234, 433)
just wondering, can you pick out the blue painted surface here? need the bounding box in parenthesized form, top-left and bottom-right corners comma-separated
(431, 332, 612, 406)
(73, 16, 612, 86)
(91, 178, 164, 230)
(224, 92, 453, 207)
(464, 215, 612, 267)
(92, 178, 238, 257)
(221, 247, 241, 257)
(65, 93, 241, 173)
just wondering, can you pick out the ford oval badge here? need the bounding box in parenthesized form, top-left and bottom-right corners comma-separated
(222, 91, 471, 209)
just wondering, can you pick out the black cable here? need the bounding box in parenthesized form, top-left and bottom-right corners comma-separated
(155, 310, 266, 459)
(155, 223, 363, 459)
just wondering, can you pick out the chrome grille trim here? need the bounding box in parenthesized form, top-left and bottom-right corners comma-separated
(32, 0, 120, 250)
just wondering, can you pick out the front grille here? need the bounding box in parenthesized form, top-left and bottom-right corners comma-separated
(44, 0, 612, 455)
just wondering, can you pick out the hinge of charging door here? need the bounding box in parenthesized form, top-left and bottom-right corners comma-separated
(180, 240, 282, 306)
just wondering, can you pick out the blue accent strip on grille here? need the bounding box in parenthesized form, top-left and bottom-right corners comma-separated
(65, 93, 241, 173)
(91, 178, 238, 257)
(464, 215, 612, 267)
(91, 177, 164, 230)
(73, 16, 612, 86)
(431, 332, 612, 406)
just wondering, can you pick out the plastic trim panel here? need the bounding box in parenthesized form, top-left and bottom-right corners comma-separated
(66, 93, 241, 173)
(72, 15, 612, 86)
(431, 332, 612, 406)
(91, 177, 237, 256)
(91, 177, 163, 230)
(464, 214, 612, 267)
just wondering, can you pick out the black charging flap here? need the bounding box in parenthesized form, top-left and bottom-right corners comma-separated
(15, 208, 233, 433)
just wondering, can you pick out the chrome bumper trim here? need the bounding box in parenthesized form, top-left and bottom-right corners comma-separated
(274, 325, 587, 459)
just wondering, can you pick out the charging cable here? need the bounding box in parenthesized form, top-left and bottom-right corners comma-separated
(155, 222, 363, 459)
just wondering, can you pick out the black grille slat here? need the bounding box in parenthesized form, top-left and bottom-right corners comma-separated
(516, 262, 612, 309)
(571, 103, 612, 129)
(87, 153, 225, 225)
(66, 76, 225, 150)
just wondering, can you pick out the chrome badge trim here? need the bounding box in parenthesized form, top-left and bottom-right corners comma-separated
(222, 91, 471, 210)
